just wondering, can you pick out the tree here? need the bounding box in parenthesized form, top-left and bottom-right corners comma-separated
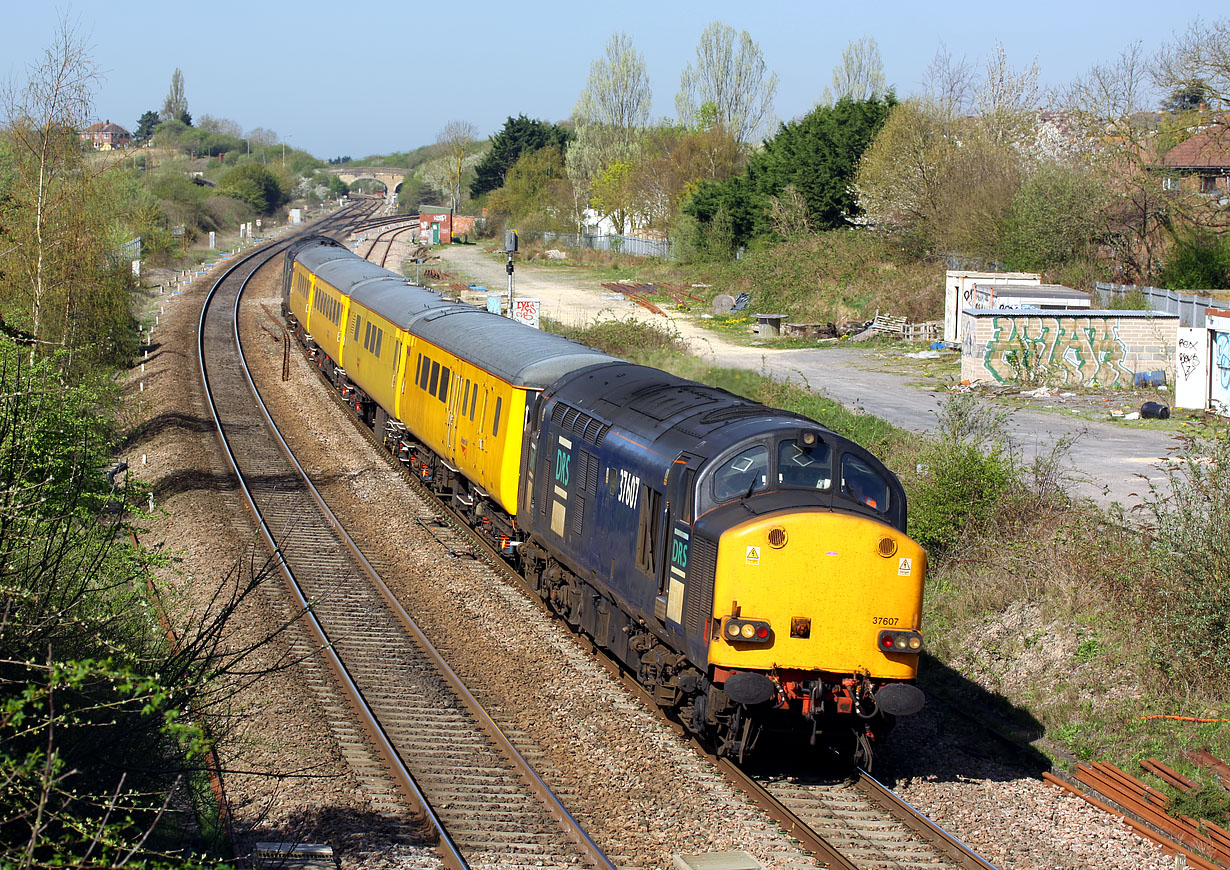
(568, 33, 653, 233)
(675, 22, 778, 143)
(975, 43, 1040, 147)
(687, 95, 894, 246)
(0, 17, 134, 371)
(134, 109, 159, 142)
(923, 44, 977, 119)
(574, 32, 651, 153)
(1064, 42, 1177, 281)
(486, 145, 570, 228)
(1001, 162, 1107, 271)
(437, 119, 478, 212)
(160, 67, 187, 122)
(218, 163, 289, 213)
(822, 36, 888, 104)
(1155, 18, 1230, 111)
(1161, 81, 1212, 113)
(470, 115, 572, 199)
(855, 97, 1024, 260)
(198, 114, 243, 137)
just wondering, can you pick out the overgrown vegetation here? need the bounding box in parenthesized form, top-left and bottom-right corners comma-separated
(0, 24, 292, 864)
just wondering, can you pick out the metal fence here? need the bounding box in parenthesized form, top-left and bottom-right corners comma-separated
(1094, 282, 1226, 327)
(540, 231, 674, 260)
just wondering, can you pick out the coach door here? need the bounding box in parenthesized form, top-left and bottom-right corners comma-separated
(444, 369, 463, 461)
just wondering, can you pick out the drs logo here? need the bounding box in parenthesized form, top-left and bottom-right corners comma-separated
(554, 449, 570, 486)
(671, 538, 688, 568)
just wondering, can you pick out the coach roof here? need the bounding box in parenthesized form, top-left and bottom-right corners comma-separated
(299, 243, 617, 389)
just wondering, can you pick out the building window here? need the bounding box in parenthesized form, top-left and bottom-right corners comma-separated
(1201, 175, 1219, 194)
(1162, 176, 1179, 191)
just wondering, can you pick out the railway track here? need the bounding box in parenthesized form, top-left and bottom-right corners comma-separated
(197, 217, 613, 870)
(358, 219, 419, 269)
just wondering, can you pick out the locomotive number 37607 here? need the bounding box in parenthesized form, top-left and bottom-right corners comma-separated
(617, 469, 641, 510)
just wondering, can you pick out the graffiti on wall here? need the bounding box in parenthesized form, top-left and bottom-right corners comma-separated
(1178, 334, 1203, 383)
(981, 315, 1134, 386)
(1213, 331, 1230, 413)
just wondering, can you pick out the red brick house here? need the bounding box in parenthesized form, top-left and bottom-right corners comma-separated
(80, 120, 131, 151)
(1162, 124, 1230, 196)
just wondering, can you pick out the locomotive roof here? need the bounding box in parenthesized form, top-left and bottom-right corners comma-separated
(296, 241, 617, 389)
(548, 361, 822, 449)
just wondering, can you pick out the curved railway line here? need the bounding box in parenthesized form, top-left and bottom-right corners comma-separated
(197, 213, 613, 870)
(230, 220, 1001, 870)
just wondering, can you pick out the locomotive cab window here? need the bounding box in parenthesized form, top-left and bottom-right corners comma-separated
(841, 454, 889, 512)
(778, 438, 832, 490)
(713, 445, 769, 502)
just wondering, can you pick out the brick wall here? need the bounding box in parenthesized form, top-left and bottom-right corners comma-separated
(960, 310, 1179, 386)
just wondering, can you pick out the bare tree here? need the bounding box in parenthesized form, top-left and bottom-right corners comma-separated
(1155, 17, 1230, 109)
(823, 36, 887, 104)
(0, 15, 101, 362)
(675, 21, 778, 142)
(160, 67, 187, 122)
(1064, 43, 1176, 280)
(437, 120, 478, 212)
(246, 126, 278, 147)
(923, 44, 977, 119)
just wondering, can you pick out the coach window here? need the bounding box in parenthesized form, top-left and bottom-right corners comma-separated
(841, 454, 889, 512)
(492, 397, 502, 436)
(472, 389, 481, 422)
(778, 438, 832, 490)
(713, 445, 769, 502)
(439, 368, 450, 403)
(353, 316, 362, 341)
(462, 380, 470, 414)
(418, 355, 430, 390)
(429, 360, 440, 395)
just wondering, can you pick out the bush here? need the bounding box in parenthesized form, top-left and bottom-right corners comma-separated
(546, 315, 688, 359)
(1142, 425, 1230, 683)
(217, 163, 289, 214)
(908, 395, 1015, 555)
(1159, 229, 1230, 290)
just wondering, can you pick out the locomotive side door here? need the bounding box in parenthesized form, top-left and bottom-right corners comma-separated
(657, 452, 703, 636)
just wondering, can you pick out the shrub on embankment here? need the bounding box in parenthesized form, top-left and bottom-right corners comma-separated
(564, 315, 1230, 816)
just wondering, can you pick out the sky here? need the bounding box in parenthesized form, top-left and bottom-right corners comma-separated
(1, 0, 1220, 160)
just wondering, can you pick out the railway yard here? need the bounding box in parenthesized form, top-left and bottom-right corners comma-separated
(126, 210, 1177, 870)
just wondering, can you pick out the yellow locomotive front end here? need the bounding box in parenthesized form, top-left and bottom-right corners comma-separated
(709, 509, 925, 680)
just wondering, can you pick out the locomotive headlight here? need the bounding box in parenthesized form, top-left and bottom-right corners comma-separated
(877, 629, 923, 655)
(723, 618, 773, 644)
